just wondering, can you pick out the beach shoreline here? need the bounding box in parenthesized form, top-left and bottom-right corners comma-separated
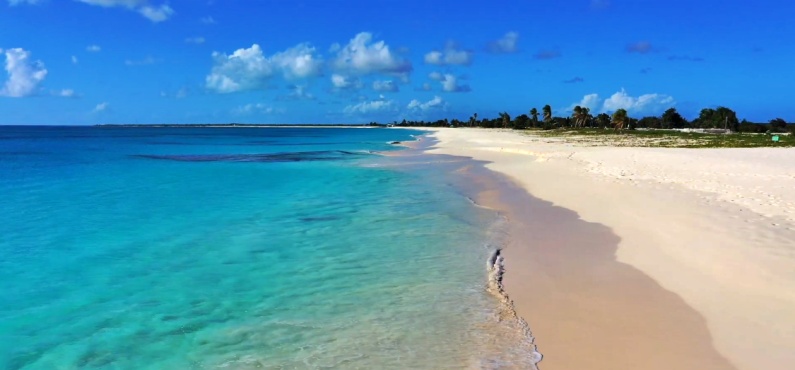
(407, 127, 795, 370)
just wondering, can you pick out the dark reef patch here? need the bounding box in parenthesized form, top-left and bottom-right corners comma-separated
(132, 150, 371, 163)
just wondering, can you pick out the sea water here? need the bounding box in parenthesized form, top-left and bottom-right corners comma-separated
(0, 126, 538, 369)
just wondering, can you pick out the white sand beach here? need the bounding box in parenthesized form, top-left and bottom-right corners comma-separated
(418, 128, 795, 370)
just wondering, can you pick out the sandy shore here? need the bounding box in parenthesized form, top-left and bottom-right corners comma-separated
(414, 128, 795, 370)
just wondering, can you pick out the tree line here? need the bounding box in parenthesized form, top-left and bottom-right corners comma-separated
(373, 106, 794, 134)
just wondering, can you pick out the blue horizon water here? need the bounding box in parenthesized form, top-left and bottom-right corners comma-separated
(0, 127, 538, 369)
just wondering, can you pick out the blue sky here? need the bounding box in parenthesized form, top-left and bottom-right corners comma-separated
(1, 0, 793, 125)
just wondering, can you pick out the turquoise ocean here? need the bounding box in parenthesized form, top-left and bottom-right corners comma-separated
(0, 126, 538, 369)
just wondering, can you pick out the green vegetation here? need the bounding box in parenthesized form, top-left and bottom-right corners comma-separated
(379, 105, 795, 148)
(533, 128, 795, 148)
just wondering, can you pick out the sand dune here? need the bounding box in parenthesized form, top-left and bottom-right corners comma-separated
(418, 128, 795, 370)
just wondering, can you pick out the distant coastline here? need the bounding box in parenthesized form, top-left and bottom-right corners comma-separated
(94, 123, 380, 128)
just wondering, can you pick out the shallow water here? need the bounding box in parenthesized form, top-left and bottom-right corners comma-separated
(0, 127, 538, 369)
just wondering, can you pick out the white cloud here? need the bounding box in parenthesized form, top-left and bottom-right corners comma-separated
(269, 43, 323, 79)
(185, 37, 205, 45)
(487, 32, 519, 53)
(428, 71, 444, 81)
(205, 43, 322, 93)
(160, 87, 188, 99)
(440, 74, 470, 93)
(332, 32, 412, 77)
(206, 44, 271, 93)
(418, 82, 432, 91)
(601, 89, 674, 114)
(76, 1, 174, 22)
(572, 89, 674, 115)
(71, 55, 78, 64)
(93, 102, 109, 112)
(86, 45, 101, 52)
(234, 103, 280, 115)
(124, 56, 158, 66)
(0, 48, 48, 98)
(281, 84, 314, 100)
(330, 73, 361, 90)
(424, 42, 473, 66)
(343, 98, 396, 115)
(137, 4, 173, 22)
(372, 80, 398, 92)
(407, 96, 446, 111)
(9, 0, 42, 5)
(200, 16, 216, 24)
(569, 93, 602, 112)
(58, 89, 76, 97)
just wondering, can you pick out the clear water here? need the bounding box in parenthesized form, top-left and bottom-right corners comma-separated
(0, 127, 537, 369)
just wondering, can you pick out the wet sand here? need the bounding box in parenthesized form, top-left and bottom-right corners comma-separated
(467, 164, 735, 370)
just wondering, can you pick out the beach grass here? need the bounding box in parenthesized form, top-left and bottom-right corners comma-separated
(526, 128, 795, 148)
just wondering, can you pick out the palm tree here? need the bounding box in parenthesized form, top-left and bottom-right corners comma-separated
(572, 106, 583, 128)
(542, 105, 552, 125)
(474, 113, 478, 127)
(582, 107, 592, 128)
(499, 112, 511, 128)
(611, 109, 628, 131)
(530, 108, 539, 128)
(596, 113, 611, 128)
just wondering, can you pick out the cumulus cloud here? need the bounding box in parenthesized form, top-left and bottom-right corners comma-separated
(571, 89, 674, 115)
(332, 32, 412, 78)
(185, 37, 205, 45)
(206, 45, 271, 93)
(602, 89, 674, 114)
(533, 50, 561, 60)
(626, 41, 654, 54)
(0, 48, 48, 98)
(71, 55, 79, 64)
(407, 95, 447, 112)
(343, 96, 396, 115)
(424, 42, 473, 66)
(269, 43, 323, 79)
(487, 32, 519, 53)
(76, 0, 174, 23)
(205, 43, 322, 93)
(137, 4, 173, 22)
(569, 93, 602, 111)
(439, 74, 470, 93)
(86, 45, 101, 52)
(372, 80, 398, 92)
(330, 74, 362, 90)
(93, 102, 109, 112)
